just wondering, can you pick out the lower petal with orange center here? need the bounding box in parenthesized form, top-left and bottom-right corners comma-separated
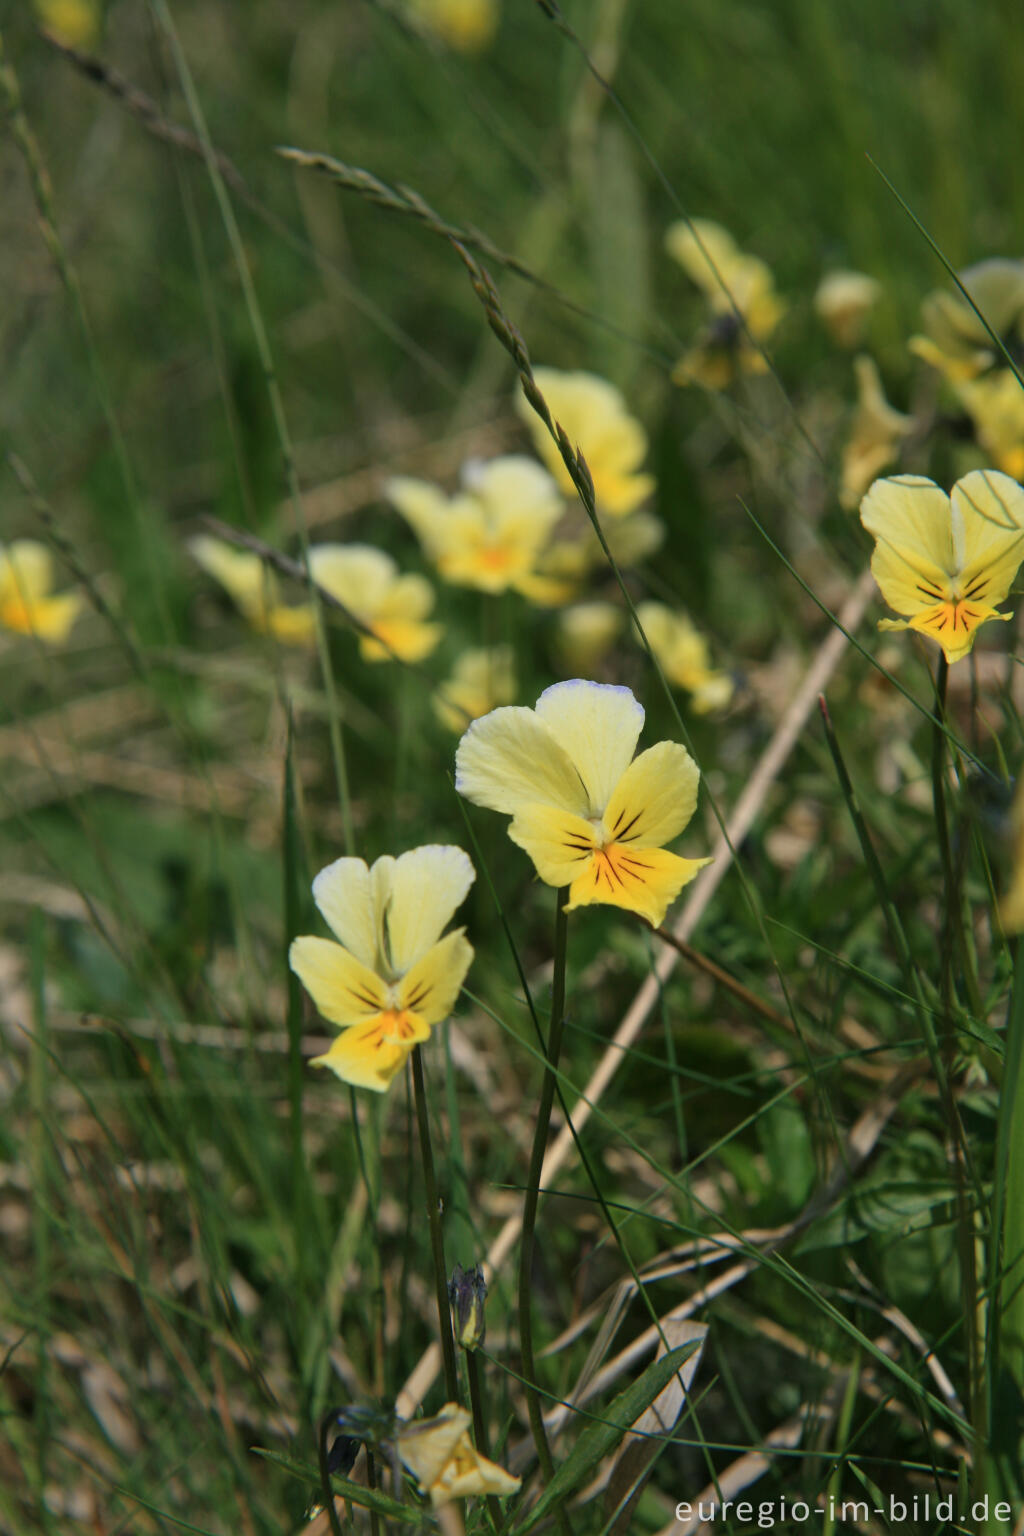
(564, 844, 711, 926)
(881, 600, 1008, 664)
(312, 1009, 430, 1092)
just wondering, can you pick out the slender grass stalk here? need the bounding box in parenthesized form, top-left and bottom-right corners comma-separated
(364, 1451, 382, 1536)
(931, 655, 985, 1471)
(465, 1351, 503, 1534)
(988, 938, 1024, 1512)
(410, 1046, 460, 1404)
(517, 889, 570, 1489)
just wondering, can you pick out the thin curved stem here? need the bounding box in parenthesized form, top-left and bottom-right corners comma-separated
(411, 1046, 460, 1405)
(518, 890, 570, 1490)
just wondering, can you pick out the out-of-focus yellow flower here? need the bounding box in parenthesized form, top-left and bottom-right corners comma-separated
(387, 457, 567, 602)
(636, 602, 733, 713)
(408, 0, 498, 52)
(290, 847, 474, 1092)
(859, 470, 1024, 663)
(839, 356, 913, 510)
(814, 270, 881, 348)
(957, 371, 1024, 481)
(433, 646, 516, 732)
(666, 218, 784, 388)
(0, 540, 82, 643)
(308, 544, 442, 662)
(910, 259, 1024, 383)
(34, 0, 100, 48)
(999, 778, 1024, 933)
(516, 368, 655, 517)
(396, 1403, 520, 1507)
(189, 536, 315, 645)
(556, 602, 624, 674)
(456, 680, 709, 926)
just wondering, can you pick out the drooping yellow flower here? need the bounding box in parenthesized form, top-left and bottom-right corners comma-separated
(433, 646, 516, 733)
(665, 218, 784, 388)
(396, 1403, 520, 1508)
(839, 356, 913, 510)
(456, 680, 709, 926)
(555, 602, 624, 674)
(516, 368, 656, 517)
(189, 535, 315, 645)
(909, 259, 1024, 382)
(957, 371, 1024, 481)
(0, 541, 82, 643)
(408, 0, 498, 52)
(290, 846, 474, 1092)
(386, 457, 568, 602)
(636, 602, 733, 714)
(859, 470, 1024, 664)
(34, 0, 100, 48)
(308, 544, 442, 662)
(814, 270, 881, 348)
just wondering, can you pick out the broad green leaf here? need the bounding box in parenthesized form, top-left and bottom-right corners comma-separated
(515, 1340, 702, 1534)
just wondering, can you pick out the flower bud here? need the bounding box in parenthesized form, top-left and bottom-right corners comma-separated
(448, 1262, 487, 1351)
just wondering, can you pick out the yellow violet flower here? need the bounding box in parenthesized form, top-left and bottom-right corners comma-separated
(515, 368, 655, 517)
(859, 470, 1024, 664)
(839, 356, 913, 510)
(814, 270, 881, 348)
(433, 646, 516, 733)
(0, 541, 82, 643)
(308, 544, 442, 662)
(636, 602, 733, 714)
(387, 457, 567, 602)
(556, 602, 624, 674)
(189, 535, 315, 645)
(408, 0, 498, 52)
(957, 371, 1024, 481)
(290, 846, 474, 1092)
(396, 1403, 520, 1507)
(910, 259, 1024, 382)
(455, 680, 709, 926)
(34, 0, 100, 48)
(665, 218, 784, 388)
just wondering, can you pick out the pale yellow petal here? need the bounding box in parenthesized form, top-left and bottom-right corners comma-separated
(429, 1435, 521, 1505)
(507, 805, 598, 887)
(0, 540, 54, 602)
(602, 741, 701, 849)
(860, 475, 954, 616)
(455, 706, 589, 816)
(950, 469, 1024, 605)
(308, 543, 395, 613)
(664, 219, 742, 295)
(311, 1014, 426, 1092)
(311, 857, 378, 967)
(289, 936, 389, 1027)
(397, 1406, 472, 1488)
(385, 845, 475, 973)
(398, 929, 473, 1025)
(385, 476, 451, 558)
(534, 680, 644, 814)
(188, 535, 271, 613)
(1, 590, 83, 642)
(565, 846, 711, 927)
(359, 618, 443, 662)
(265, 604, 317, 645)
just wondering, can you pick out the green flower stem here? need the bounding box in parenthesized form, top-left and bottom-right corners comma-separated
(931, 655, 985, 1468)
(411, 1045, 460, 1405)
(518, 889, 570, 1489)
(466, 1350, 503, 1535)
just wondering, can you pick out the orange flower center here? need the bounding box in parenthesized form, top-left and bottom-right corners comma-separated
(0, 595, 36, 634)
(367, 1009, 420, 1047)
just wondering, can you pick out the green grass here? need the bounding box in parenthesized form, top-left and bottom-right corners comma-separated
(4, 0, 1024, 1530)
